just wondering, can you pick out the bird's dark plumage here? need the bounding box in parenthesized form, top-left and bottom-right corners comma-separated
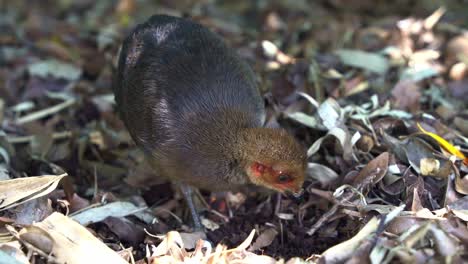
(114, 15, 267, 190)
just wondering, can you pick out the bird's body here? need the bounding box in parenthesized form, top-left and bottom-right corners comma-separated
(114, 15, 306, 197)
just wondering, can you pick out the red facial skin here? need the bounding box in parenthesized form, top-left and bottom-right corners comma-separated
(252, 162, 267, 176)
(251, 162, 296, 192)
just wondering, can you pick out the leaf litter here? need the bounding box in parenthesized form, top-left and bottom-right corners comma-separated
(1, 1, 468, 263)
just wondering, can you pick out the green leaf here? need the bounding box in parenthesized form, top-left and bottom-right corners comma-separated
(336, 49, 389, 74)
(28, 59, 82, 81)
(70, 201, 146, 225)
(400, 66, 439, 82)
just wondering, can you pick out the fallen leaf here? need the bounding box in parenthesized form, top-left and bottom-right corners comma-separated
(336, 49, 389, 74)
(321, 205, 404, 262)
(70, 201, 147, 225)
(0, 174, 67, 211)
(352, 152, 389, 192)
(392, 80, 421, 112)
(249, 228, 278, 251)
(13, 212, 128, 264)
(417, 123, 468, 165)
(307, 163, 339, 186)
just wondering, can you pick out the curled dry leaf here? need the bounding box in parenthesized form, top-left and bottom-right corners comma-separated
(317, 98, 342, 130)
(307, 162, 339, 186)
(148, 229, 278, 264)
(321, 217, 380, 263)
(0, 174, 67, 211)
(293, 97, 353, 161)
(321, 205, 404, 263)
(249, 228, 278, 251)
(287, 112, 319, 129)
(307, 126, 352, 160)
(151, 231, 186, 260)
(11, 213, 128, 264)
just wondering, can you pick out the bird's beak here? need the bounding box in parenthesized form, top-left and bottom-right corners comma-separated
(286, 187, 304, 203)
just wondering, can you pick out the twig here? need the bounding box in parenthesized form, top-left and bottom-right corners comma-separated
(274, 192, 282, 216)
(15, 99, 76, 125)
(307, 185, 366, 236)
(7, 131, 72, 144)
(309, 60, 323, 103)
(154, 208, 183, 225)
(341, 208, 362, 217)
(306, 204, 339, 236)
(307, 187, 335, 203)
(208, 209, 229, 223)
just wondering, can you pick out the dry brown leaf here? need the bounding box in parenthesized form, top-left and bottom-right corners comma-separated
(249, 228, 278, 251)
(446, 35, 468, 65)
(201, 217, 220, 231)
(14, 212, 128, 264)
(116, 0, 136, 14)
(0, 174, 67, 211)
(235, 229, 256, 251)
(411, 188, 423, 212)
(352, 152, 389, 192)
(321, 217, 380, 263)
(391, 80, 421, 112)
(151, 231, 186, 261)
(148, 229, 268, 264)
(13, 197, 53, 225)
(179, 231, 207, 250)
(451, 210, 468, 222)
(429, 224, 458, 258)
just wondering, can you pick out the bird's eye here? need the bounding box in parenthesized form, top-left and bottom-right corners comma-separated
(277, 174, 292, 183)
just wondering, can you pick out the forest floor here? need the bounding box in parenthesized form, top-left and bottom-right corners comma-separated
(1, 1, 468, 263)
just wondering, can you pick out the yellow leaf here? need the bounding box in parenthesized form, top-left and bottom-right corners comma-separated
(417, 123, 468, 165)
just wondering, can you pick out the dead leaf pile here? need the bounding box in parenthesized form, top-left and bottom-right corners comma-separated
(1, 0, 467, 263)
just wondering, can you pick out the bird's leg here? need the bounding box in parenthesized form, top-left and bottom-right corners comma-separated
(179, 184, 203, 231)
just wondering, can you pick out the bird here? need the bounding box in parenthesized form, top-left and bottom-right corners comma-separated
(113, 14, 307, 230)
